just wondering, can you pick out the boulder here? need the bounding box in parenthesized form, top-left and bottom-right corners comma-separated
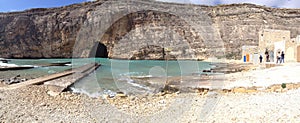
(3, 75, 27, 85)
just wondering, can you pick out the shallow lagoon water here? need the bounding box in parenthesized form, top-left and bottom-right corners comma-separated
(71, 58, 213, 97)
(0, 59, 72, 79)
(0, 58, 213, 97)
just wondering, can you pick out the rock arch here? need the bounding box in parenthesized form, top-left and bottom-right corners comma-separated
(73, 0, 224, 59)
(71, 1, 226, 120)
(99, 10, 203, 59)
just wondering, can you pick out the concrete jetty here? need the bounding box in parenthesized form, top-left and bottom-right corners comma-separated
(0, 63, 100, 96)
(45, 63, 100, 96)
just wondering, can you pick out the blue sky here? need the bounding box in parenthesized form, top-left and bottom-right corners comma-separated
(0, 0, 299, 12)
(0, 0, 88, 12)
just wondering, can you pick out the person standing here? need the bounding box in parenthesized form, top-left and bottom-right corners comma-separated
(281, 51, 285, 63)
(265, 50, 269, 62)
(266, 54, 270, 62)
(259, 55, 263, 63)
(270, 51, 274, 62)
(277, 51, 281, 64)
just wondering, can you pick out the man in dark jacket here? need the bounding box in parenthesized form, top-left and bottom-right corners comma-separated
(281, 51, 285, 63)
(259, 55, 263, 63)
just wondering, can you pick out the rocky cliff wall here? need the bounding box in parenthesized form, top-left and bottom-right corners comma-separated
(0, 2, 101, 58)
(0, 0, 300, 59)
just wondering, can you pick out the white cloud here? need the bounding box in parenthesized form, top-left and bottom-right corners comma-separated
(218, 0, 287, 8)
(280, 0, 300, 8)
(157, 0, 193, 4)
(157, 0, 218, 5)
(190, 0, 219, 6)
(156, 0, 300, 8)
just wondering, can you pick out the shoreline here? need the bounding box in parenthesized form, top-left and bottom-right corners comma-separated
(1, 59, 298, 95)
(1, 84, 300, 122)
(1, 59, 300, 122)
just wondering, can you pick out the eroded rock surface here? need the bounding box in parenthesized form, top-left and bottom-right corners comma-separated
(1, 0, 300, 59)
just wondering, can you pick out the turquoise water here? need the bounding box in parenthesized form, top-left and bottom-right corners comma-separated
(0, 59, 72, 79)
(71, 58, 212, 97)
(1, 58, 212, 97)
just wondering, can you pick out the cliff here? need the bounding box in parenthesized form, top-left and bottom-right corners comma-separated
(0, 0, 300, 59)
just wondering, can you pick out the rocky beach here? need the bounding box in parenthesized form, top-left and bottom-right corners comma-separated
(1, 83, 300, 122)
(0, 61, 300, 122)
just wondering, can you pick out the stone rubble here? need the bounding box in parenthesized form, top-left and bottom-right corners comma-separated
(1, 85, 300, 122)
(1, 75, 28, 85)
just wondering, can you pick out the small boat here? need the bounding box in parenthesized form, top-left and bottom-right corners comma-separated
(0, 58, 9, 63)
(0, 66, 34, 71)
(38, 62, 72, 67)
(0, 59, 34, 71)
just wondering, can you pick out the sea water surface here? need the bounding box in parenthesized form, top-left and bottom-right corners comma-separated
(1, 58, 213, 97)
(0, 59, 72, 79)
(71, 58, 213, 97)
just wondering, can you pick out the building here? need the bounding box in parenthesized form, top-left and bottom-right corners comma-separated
(242, 46, 259, 64)
(293, 35, 300, 62)
(258, 29, 300, 63)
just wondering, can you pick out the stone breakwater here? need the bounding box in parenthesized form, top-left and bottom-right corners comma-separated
(1, 0, 300, 59)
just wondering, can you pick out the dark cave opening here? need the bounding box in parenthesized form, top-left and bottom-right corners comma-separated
(89, 42, 108, 58)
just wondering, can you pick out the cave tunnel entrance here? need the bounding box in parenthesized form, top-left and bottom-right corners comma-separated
(89, 42, 108, 58)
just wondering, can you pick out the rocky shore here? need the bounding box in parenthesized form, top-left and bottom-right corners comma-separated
(0, 61, 299, 122)
(1, 84, 300, 122)
(0, 75, 28, 85)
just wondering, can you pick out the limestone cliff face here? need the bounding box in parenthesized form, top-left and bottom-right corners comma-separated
(0, 0, 300, 59)
(0, 3, 98, 58)
(210, 4, 300, 59)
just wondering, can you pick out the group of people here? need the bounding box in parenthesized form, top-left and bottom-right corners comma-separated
(276, 51, 285, 64)
(259, 50, 285, 64)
